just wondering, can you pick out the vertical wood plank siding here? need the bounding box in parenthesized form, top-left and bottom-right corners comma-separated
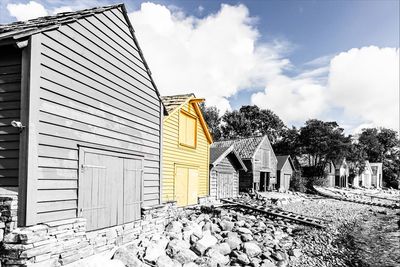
(35, 8, 161, 222)
(0, 46, 21, 186)
(253, 138, 277, 184)
(162, 101, 209, 202)
(210, 157, 239, 199)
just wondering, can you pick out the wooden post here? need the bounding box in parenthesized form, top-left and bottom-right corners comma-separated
(18, 34, 40, 226)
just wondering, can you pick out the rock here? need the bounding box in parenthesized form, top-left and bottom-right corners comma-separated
(166, 239, 190, 257)
(174, 249, 198, 264)
(213, 242, 231, 255)
(271, 251, 285, 262)
(219, 220, 234, 231)
(236, 220, 245, 227)
(206, 248, 230, 265)
(183, 263, 199, 267)
(144, 244, 165, 263)
(156, 255, 175, 267)
(166, 221, 183, 234)
(288, 248, 302, 258)
(113, 247, 143, 267)
(260, 259, 277, 267)
(226, 236, 242, 250)
(243, 242, 262, 257)
(241, 233, 253, 242)
(236, 227, 252, 235)
(250, 257, 262, 267)
(192, 233, 218, 255)
(234, 251, 250, 265)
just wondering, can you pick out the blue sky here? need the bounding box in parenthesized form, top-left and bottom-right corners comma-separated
(1, 0, 399, 132)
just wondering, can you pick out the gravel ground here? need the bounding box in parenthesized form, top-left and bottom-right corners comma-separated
(283, 197, 400, 267)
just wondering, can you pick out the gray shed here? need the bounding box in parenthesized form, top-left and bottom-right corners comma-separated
(276, 155, 295, 192)
(0, 4, 163, 229)
(210, 143, 247, 199)
(212, 136, 278, 192)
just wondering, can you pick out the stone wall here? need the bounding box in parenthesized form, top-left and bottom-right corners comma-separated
(0, 202, 181, 267)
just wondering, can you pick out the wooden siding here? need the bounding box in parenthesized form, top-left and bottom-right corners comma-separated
(277, 160, 293, 191)
(162, 101, 209, 203)
(253, 137, 278, 184)
(210, 157, 239, 199)
(34, 8, 161, 223)
(0, 46, 21, 187)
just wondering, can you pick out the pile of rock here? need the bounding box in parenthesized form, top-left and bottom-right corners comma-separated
(111, 207, 302, 267)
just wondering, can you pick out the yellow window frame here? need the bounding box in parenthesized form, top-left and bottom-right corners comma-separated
(179, 109, 197, 149)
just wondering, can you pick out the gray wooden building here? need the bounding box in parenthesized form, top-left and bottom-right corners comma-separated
(213, 136, 278, 192)
(276, 155, 295, 192)
(210, 142, 247, 199)
(0, 4, 163, 229)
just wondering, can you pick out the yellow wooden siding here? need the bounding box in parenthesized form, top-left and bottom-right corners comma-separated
(162, 101, 210, 203)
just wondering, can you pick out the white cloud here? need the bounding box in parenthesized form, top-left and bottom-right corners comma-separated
(7, 1, 48, 21)
(129, 3, 289, 113)
(53, 6, 73, 14)
(328, 46, 399, 131)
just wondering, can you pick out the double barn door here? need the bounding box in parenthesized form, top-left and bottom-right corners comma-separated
(78, 148, 143, 231)
(174, 166, 198, 207)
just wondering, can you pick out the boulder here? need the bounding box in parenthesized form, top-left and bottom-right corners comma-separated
(219, 220, 234, 231)
(156, 255, 175, 267)
(236, 227, 252, 235)
(213, 242, 231, 255)
(144, 242, 166, 263)
(243, 242, 262, 257)
(192, 234, 218, 255)
(205, 248, 230, 265)
(166, 239, 190, 257)
(234, 251, 250, 265)
(226, 236, 242, 250)
(166, 221, 183, 234)
(241, 233, 253, 242)
(174, 249, 198, 264)
(113, 247, 143, 267)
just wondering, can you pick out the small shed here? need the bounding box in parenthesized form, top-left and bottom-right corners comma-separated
(0, 4, 170, 265)
(276, 155, 295, 192)
(161, 94, 213, 206)
(210, 142, 247, 199)
(213, 136, 277, 192)
(353, 161, 373, 187)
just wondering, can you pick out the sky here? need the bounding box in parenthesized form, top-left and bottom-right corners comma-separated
(1, 0, 399, 134)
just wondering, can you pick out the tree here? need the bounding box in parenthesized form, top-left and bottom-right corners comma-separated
(199, 103, 222, 141)
(298, 119, 351, 179)
(220, 105, 285, 143)
(358, 127, 400, 188)
(273, 126, 300, 159)
(346, 142, 367, 184)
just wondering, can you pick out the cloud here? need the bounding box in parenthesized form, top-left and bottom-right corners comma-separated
(7, 1, 48, 21)
(328, 46, 400, 131)
(129, 3, 289, 113)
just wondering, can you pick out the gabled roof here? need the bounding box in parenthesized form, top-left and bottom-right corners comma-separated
(276, 155, 296, 171)
(0, 4, 165, 107)
(161, 93, 213, 144)
(0, 5, 119, 40)
(161, 94, 194, 114)
(213, 136, 265, 159)
(210, 143, 247, 171)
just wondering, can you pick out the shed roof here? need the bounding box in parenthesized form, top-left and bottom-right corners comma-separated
(0, 4, 120, 40)
(212, 136, 265, 159)
(161, 93, 213, 144)
(210, 143, 247, 171)
(276, 155, 295, 171)
(161, 94, 194, 114)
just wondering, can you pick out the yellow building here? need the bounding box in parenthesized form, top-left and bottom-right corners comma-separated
(161, 94, 213, 206)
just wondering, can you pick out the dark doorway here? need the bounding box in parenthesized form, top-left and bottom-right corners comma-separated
(260, 172, 270, 191)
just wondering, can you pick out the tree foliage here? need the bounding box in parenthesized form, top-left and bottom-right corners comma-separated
(220, 105, 285, 143)
(199, 103, 222, 141)
(298, 119, 351, 178)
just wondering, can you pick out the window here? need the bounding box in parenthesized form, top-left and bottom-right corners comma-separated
(179, 110, 197, 148)
(261, 149, 270, 168)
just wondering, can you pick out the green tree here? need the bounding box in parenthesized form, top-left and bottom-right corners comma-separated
(199, 103, 222, 141)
